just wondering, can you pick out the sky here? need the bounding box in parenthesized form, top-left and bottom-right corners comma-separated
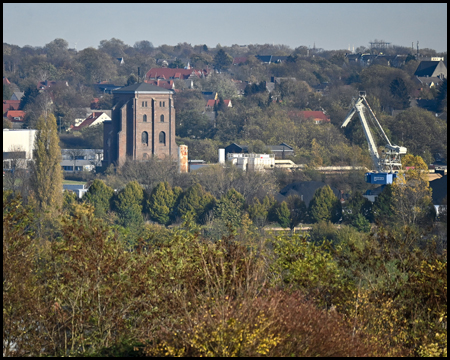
(3, 3, 447, 53)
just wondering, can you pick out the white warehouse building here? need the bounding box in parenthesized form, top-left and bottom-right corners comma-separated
(3, 129, 38, 169)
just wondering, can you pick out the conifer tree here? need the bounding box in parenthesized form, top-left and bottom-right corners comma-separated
(83, 179, 114, 218)
(275, 201, 291, 228)
(114, 181, 144, 228)
(285, 195, 308, 229)
(177, 183, 215, 223)
(146, 181, 180, 225)
(214, 188, 245, 228)
(308, 185, 342, 223)
(30, 113, 63, 217)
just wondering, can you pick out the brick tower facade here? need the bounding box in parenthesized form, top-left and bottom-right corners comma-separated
(103, 83, 177, 167)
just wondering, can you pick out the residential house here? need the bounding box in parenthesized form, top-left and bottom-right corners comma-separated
(116, 57, 124, 65)
(265, 76, 297, 93)
(311, 82, 329, 94)
(345, 53, 361, 63)
(390, 55, 409, 68)
(3, 100, 21, 114)
(224, 143, 249, 158)
(10, 92, 24, 101)
(145, 67, 210, 82)
(288, 110, 330, 124)
(92, 82, 123, 95)
(205, 99, 232, 110)
(415, 76, 444, 89)
(61, 148, 103, 173)
(69, 111, 111, 131)
(267, 143, 294, 159)
(277, 181, 342, 206)
(5, 110, 26, 123)
(201, 91, 218, 102)
(62, 184, 89, 199)
(360, 54, 378, 66)
(414, 61, 447, 79)
(145, 79, 176, 90)
(429, 175, 447, 216)
(232, 57, 248, 65)
(37, 80, 68, 91)
(255, 55, 289, 64)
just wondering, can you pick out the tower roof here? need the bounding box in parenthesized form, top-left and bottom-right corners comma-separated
(113, 82, 174, 94)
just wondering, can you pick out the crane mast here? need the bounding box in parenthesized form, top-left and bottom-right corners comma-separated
(341, 92, 407, 184)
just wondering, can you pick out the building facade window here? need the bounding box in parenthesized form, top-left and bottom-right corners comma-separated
(159, 131, 166, 145)
(160, 114, 164, 122)
(142, 131, 149, 145)
(142, 101, 148, 107)
(159, 101, 162, 107)
(143, 114, 147, 122)
(163, 101, 165, 107)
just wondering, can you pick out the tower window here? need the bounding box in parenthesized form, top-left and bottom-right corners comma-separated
(159, 101, 162, 107)
(159, 131, 166, 145)
(160, 114, 164, 122)
(142, 131, 148, 145)
(143, 114, 147, 122)
(163, 101, 165, 107)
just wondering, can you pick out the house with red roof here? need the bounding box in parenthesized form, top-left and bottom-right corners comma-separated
(144, 79, 176, 90)
(206, 99, 232, 110)
(145, 67, 210, 81)
(233, 57, 248, 66)
(5, 110, 26, 122)
(3, 100, 21, 114)
(288, 110, 330, 124)
(69, 112, 111, 132)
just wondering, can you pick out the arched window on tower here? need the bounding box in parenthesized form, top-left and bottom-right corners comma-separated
(160, 114, 164, 122)
(143, 114, 147, 122)
(159, 131, 166, 145)
(142, 131, 148, 146)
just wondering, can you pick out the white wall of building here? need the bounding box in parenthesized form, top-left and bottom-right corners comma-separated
(3, 129, 38, 159)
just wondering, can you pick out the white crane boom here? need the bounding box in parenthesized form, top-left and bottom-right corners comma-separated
(341, 92, 407, 173)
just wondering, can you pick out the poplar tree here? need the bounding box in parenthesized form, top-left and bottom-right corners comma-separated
(30, 113, 63, 217)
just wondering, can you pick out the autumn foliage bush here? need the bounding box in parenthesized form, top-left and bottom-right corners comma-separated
(3, 193, 445, 357)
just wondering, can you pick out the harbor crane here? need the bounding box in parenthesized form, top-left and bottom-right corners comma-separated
(341, 91, 407, 184)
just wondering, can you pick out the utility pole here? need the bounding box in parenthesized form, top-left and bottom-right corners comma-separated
(59, 116, 62, 134)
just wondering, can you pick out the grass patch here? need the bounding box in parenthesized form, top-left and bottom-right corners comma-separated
(63, 179, 86, 185)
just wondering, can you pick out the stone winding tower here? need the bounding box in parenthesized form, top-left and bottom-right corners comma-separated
(103, 83, 177, 167)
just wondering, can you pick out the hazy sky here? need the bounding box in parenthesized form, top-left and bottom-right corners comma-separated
(3, 3, 447, 52)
